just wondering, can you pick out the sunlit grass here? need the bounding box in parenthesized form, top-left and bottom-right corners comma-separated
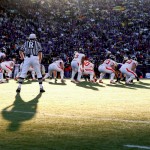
(0, 79, 150, 150)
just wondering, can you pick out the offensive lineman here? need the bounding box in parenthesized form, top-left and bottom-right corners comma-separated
(0, 60, 15, 82)
(119, 56, 138, 84)
(16, 33, 45, 93)
(43, 57, 65, 83)
(78, 58, 96, 82)
(98, 55, 117, 84)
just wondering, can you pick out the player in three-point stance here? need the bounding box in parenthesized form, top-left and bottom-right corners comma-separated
(0, 60, 15, 82)
(78, 58, 96, 82)
(98, 55, 117, 84)
(43, 57, 65, 83)
(119, 56, 138, 84)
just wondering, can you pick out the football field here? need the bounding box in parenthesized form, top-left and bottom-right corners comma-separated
(0, 79, 150, 150)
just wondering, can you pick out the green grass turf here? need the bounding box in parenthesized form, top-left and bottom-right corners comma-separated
(0, 79, 150, 150)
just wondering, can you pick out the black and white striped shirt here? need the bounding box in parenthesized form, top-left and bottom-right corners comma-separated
(21, 40, 42, 56)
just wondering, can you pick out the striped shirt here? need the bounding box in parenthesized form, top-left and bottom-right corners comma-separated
(21, 40, 42, 56)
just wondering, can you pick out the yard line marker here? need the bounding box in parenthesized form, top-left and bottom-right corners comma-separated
(124, 145, 150, 149)
(1, 110, 150, 124)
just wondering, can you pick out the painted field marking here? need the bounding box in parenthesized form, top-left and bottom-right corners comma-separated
(124, 145, 150, 149)
(1, 110, 150, 124)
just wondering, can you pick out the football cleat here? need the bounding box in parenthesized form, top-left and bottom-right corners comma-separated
(71, 80, 76, 83)
(16, 88, 21, 93)
(94, 78, 97, 82)
(99, 80, 103, 83)
(40, 88, 45, 93)
(6, 78, 9, 83)
(55, 78, 57, 82)
(61, 79, 65, 83)
(125, 81, 133, 85)
(110, 80, 116, 84)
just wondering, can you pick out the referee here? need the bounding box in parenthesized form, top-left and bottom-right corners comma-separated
(16, 33, 45, 93)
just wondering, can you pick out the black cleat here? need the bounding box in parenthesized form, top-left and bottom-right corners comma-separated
(6, 78, 9, 83)
(16, 88, 21, 93)
(40, 88, 45, 93)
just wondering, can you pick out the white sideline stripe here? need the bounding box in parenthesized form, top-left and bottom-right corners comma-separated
(124, 145, 150, 149)
(2, 110, 150, 124)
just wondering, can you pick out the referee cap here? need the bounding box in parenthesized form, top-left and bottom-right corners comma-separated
(29, 33, 37, 39)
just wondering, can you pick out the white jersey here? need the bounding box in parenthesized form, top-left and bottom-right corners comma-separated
(73, 52, 79, 61)
(53, 59, 64, 68)
(73, 52, 85, 63)
(84, 60, 94, 72)
(102, 59, 116, 67)
(4, 61, 15, 68)
(123, 59, 138, 69)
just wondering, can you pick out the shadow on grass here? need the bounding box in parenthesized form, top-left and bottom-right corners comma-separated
(126, 83, 150, 89)
(106, 83, 136, 90)
(1, 93, 42, 132)
(16, 80, 38, 85)
(76, 81, 105, 91)
(138, 81, 150, 86)
(107, 81, 150, 89)
(49, 81, 67, 85)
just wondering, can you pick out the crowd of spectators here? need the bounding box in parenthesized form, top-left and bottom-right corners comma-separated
(0, 0, 150, 71)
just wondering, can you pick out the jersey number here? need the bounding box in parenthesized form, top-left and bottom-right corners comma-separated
(84, 62, 90, 66)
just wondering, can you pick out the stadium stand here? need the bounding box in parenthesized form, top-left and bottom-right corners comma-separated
(0, 0, 150, 77)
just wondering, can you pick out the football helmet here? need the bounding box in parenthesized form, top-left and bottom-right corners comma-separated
(109, 55, 116, 61)
(131, 55, 137, 61)
(123, 56, 128, 61)
(74, 51, 78, 55)
(79, 48, 84, 53)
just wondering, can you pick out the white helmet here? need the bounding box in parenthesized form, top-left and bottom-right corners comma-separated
(79, 48, 84, 53)
(74, 51, 78, 55)
(29, 34, 37, 39)
(124, 56, 128, 61)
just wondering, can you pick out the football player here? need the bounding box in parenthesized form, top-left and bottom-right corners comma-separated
(43, 57, 65, 83)
(98, 55, 117, 84)
(0, 67, 4, 83)
(0, 60, 15, 82)
(119, 56, 138, 84)
(78, 58, 96, 82)
(71, 48, 85, 83)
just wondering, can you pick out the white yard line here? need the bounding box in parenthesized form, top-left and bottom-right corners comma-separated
(124, 145, 150, 149)
(1, 110, 150, 124)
